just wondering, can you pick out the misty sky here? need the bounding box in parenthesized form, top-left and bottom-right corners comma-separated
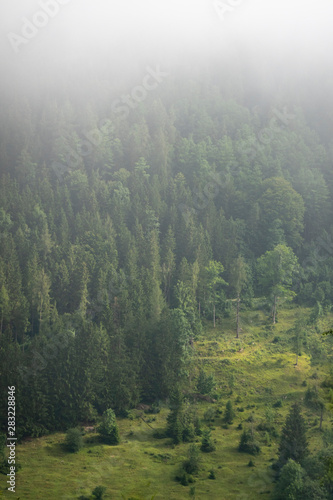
(0, 0, 333, 94)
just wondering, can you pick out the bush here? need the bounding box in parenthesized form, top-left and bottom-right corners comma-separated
(97, 409, 120, 445)
(183, 423, 196, 443)
(177, 471, 194, 486)
(238, 430, 261, 456)
(65, 428, 83, 453)
(197, 370, 215, 395)
(273, 400, 282, 408)
(304, 386, 320, 409)
(257, 422, 279, 439)
(204, 407, 215, 423)
(208, 469, 216, 479)
(92, 485, 106, 499)
(183, 445, 201, 474)
(150, 401, 161, 414)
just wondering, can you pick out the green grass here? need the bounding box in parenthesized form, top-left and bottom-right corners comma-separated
(1, 306, 333, 499)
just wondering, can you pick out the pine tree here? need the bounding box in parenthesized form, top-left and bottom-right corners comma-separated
(201, 428, 216, 452)
(224, 400, 235, 425)
(278, 403, 309, 468)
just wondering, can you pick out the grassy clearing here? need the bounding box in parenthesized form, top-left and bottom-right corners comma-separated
(1, 306, 333, 499)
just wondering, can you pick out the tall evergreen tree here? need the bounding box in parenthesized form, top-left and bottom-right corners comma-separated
(277, 403, 309, 468)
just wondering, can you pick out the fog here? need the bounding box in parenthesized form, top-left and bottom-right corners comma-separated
(0, 0, 333, 97)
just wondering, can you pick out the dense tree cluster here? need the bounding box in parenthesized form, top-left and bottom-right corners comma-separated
(0, 69, 332, 437)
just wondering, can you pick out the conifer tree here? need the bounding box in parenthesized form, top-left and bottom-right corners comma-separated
(278, 403, 309, 468)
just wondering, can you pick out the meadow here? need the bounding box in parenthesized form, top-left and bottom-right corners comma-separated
(2, 305, 332, 500)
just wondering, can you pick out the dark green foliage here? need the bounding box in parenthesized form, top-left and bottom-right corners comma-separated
(208, 469, 216, 479)
(273, 459, 328, 500)
(273, 459, 304, 500)
(203, 407, 215, 423)
(183, 445, 201, 475)
(277, 403, 309, 468)
(224, 400, 235, 424)
(176, 471, 194, 486)
(97, 409, 120, 445)
(65, 428, 83, 453)
(166, 391, 200, 444)
(92, 485, 107, 499)
(238, 429, 261, 456)
(200, 428, 216, 453)
(273, 400, 283, 408)
(304, 386, 321, 409)
(197, 370, 215, 395)
(248, 460, 255, 467)
(0, 431, 10, 474)
(189, 486, 196, 497)
(0, 67, 332, 441)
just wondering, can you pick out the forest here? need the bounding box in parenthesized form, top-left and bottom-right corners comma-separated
(0, 52, 333, 498)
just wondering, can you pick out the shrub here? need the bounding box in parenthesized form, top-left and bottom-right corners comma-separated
(183, 423, 196, 443)
(97, 409, 120, 445)
(208, 469, 216, 479)
(183, 445, 201, 475)
(257, 422, 279, 438)
(273, 400, 282, 408)
(92, 485, 106, 499)
(304, 386, 320, 409)
(197, 370, 215, 395)
(177, 471, 194, 486)
(204, 407, 215, 423)
(150, 401, 161, 414)
(65, 428, 83, 453)
(238, 430, 261, 455)
(189, 486, 196, 497)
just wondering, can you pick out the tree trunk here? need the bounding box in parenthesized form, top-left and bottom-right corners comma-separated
(198, 301, 201, 318)
(295, 353, 298, 366)
(236, 293, 240, 338)
(213, 303, 216, 328)
(272, 295, 277, 324)
(320, 405, 324, 431)
(0, 311, 3, 335)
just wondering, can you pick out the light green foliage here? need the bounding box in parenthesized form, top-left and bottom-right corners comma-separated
(97, 409, 120, 445)
(274, 459, 304, 500)
(257, 245, 299, 322)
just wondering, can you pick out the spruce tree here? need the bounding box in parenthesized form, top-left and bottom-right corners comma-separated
(278, 403, 309, 468)
(224, 400, 235, 425)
